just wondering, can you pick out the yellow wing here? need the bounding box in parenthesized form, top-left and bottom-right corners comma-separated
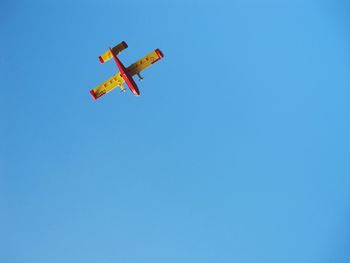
(90, 72, 125, 100)
(127, 49, 164, 77)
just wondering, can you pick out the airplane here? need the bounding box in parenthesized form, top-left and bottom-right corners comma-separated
(89, 41, 164, 99)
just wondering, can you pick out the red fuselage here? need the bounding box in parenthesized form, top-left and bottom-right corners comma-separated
(110, 48, 140, 96)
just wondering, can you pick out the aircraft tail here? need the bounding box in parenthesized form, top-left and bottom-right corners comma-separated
(98, 41, 128, 63)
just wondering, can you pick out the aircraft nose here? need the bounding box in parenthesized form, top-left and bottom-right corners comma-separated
(131, 86, 140, 96)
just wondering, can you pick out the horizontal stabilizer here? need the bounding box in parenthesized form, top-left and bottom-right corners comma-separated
(98, 41, 128, 63)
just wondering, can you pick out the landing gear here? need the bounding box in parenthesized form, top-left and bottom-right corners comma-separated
(137, 73, 144, 81)
(120, 84, 126, 92)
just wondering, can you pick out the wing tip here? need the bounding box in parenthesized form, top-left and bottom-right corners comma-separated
(155, 48, 164, 59)
(90, 89, 98, 100)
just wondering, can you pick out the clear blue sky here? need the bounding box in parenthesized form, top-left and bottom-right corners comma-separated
(1, 0, 350, 262)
